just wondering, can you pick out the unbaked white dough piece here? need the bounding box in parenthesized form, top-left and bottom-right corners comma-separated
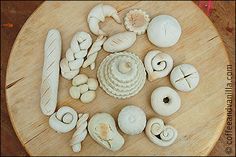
(151, 86, 181, 116)
(49, 106, 78, 133)
(118, 105, 146, 135)
(147, 15, 181, 47)
(145, 117, 178, 147)
(144, 50, 173, 81)
(40, 29, 61, 116)
(103, 32, 136, 53)
(88, 113, 125, 151)
(124, 9, 150, 35)
(83, 35, 107, 70)
(87, 4, 121, 36)
(97, 52, 146, 99)
(70, 113, 89, 152)
(60, 32, 92, 80)
(170, 64, 200, 92)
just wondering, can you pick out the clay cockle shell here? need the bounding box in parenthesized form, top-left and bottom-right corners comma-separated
(124, 9, 150, 35)
(144, 50, 173, 81)
(147, 15, 181, 47)
(151, 86, 181, 116)
(170, 64, 200, 92)
(103, 32, 137, 53)
(49, 106, 78, 133)
(145, 117, 178, 147)
(118, 105, 146, 135)
(88, 113, 125, 151)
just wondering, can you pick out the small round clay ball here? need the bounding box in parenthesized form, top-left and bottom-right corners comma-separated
(118, 105, 146, 135)
(147, 15, 181, 47)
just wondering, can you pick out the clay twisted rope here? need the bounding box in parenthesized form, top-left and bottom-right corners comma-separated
(60, 32, 92, 80)
(83, 35, 107, 70)
(70, 113, 89, 152)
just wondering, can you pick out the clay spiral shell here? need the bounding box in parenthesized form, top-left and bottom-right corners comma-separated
(70, 113, 89, 152)
(144, 50, 173, 81)
(49, 106, 78, 133)
(145, 117, 177, 147)
(60, 32, 92, 80)
(97, 52, 146, 99)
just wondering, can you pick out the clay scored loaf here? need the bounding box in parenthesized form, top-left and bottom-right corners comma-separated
(40, 29, 62, 116)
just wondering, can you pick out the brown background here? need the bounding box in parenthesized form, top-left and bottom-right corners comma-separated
(1, 1, 235, 156)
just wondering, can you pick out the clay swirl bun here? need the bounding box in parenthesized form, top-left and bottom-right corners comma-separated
(97, 52, 146, 99)
(144, 50, 173, 81)
(49, 106, 78, 133)
(145, 117, 178, 147)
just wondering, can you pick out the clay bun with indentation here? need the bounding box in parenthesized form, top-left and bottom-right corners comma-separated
(124, 9, 150, 35)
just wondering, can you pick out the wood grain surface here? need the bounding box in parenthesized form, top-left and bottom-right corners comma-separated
(1, 1, 235, 156)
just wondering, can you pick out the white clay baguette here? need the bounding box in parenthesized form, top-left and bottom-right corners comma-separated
(40, 29, 61, 116)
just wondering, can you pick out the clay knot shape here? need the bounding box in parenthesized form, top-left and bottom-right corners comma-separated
(60, 32, 92, 80)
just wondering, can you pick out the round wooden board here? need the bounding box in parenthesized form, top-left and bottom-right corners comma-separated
(6, 1, 230, 156)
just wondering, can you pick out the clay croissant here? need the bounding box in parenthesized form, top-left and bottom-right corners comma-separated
(87, 4, 121, 36)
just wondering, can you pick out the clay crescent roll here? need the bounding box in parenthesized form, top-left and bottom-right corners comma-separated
(40, 29, 62, 116)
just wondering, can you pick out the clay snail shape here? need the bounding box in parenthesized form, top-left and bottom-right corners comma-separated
(145, 117, 178, 147)
(170, 64, 200, 92)
(70, 113, 89, 152)
(151, 86, 181, 116)
(88, 113, 125, 151)
(49, 106, 78, 133)
(144, 50, 173, 81)
(118, 105, 146, 135)
(87, 4, 121, 36)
